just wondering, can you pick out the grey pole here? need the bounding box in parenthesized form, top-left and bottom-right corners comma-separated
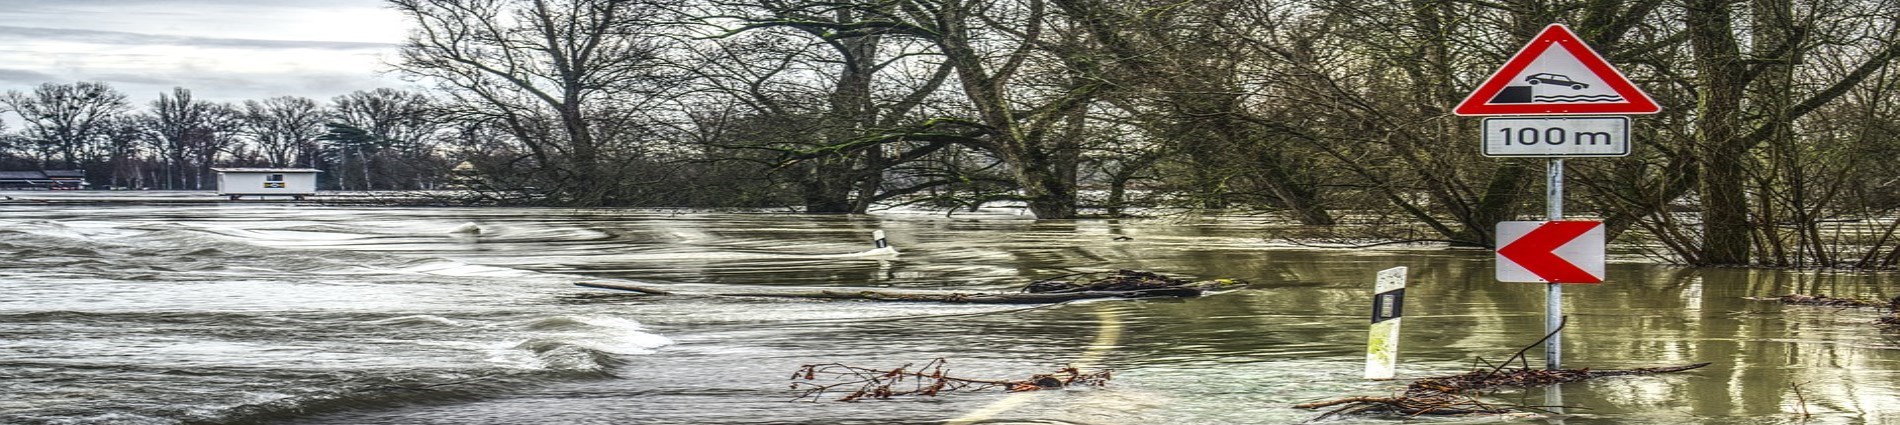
(1546, 158, 1564, 370)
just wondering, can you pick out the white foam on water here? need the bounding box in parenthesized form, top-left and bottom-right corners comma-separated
(489, 315, 675, 371)
(400, 259, 539, 278)
(367, 315, 466, 327)
(564, 315, 675, 355)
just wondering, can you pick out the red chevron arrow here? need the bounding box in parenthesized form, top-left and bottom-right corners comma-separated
(1497, 221, 1602, 283)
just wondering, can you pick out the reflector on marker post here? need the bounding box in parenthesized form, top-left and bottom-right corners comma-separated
(1366, 266, 1407, 380)
(872, 230, 889, 249)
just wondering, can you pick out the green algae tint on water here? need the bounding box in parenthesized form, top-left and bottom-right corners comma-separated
(2, 191, 1897, 424)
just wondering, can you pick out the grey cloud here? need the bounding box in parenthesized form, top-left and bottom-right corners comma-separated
(0, 68, 62, 84)
(0, 25, 396, 50)
(74, 68, 415, 104)
(86, 73, 184, 86)
(0, 0, 379, 13)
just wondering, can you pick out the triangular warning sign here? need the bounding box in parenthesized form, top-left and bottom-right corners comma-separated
(1455, 24, 1659, 116)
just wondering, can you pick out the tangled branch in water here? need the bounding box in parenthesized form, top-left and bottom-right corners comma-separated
(1296, 320, 1709, 420)
(1021, 269, 1244, 295)
(1749, 293, 1898, 309)
(1296, 363, 1710, 420)
(789, 358, 1111, 402)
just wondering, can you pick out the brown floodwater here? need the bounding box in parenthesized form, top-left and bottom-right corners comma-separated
(2, 191, 1896, 424)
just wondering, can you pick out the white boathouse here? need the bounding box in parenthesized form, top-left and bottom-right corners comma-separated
(212, 168, 321, 200)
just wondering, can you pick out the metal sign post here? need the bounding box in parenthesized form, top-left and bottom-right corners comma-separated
(1460, 23, 1660, 373)
(1545, 159, 1564, 370)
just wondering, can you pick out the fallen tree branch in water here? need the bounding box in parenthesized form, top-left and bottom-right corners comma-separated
(788, 358, 1110, 402)
(576, 269, 1246, 304)
(1296, 363, 1710, 420)
(1296, 322, 1709, 420)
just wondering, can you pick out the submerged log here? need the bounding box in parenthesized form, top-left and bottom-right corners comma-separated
(1748, 293, 1898, 309)
(576, 269, 1246, 304)
(1748, 293, 1900, 327)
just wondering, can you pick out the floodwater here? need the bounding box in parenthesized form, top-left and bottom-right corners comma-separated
(2, 192, 1897, 425)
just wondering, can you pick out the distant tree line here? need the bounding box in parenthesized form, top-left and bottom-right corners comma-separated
(0, 84, 450, 191)
(6, 0, 1899, 269)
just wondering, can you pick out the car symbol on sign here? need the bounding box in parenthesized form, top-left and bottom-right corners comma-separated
(1525, 73, 1589, 90)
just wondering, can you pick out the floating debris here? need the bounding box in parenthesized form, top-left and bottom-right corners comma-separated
(578, 269, 1246, 304)
(1297, 320, 1708, 419)
(1747, 293, 1900, 328)
(789, 358, 1111, 402)
(1023, 269, 1207, 294)
(1295, 363, 1709, 419)
(1748, 293, 1897, 309)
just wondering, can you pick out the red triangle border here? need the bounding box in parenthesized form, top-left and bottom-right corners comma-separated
(1454, 24, 1659, 116)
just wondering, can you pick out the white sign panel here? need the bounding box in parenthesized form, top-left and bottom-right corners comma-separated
(1482, 116, 1629, 157)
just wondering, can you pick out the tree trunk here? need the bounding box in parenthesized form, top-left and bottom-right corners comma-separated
(1017, 160, 1079, 219)
(801, 159, 856, 213)
(1251, 152, 1336, 225)
(1686, 0, 1753, 265)
(806, 31, 882, 214)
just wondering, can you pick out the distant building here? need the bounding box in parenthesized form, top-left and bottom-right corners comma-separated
(212, 168, 321, 200)
(0, 170, 89, 190)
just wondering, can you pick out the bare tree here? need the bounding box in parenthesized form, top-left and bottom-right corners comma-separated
(391, 0, 676, 204)
(729, 0, 1108, 218)
(1, 81, 131, 172)
(140, 87, 238, 190)
(100, 116, 145, 189)
(326, 88, 444, 190)
(1676, 0, 1900, 265)
(696, 1, 961, 213)
(241, 96, 328, 168)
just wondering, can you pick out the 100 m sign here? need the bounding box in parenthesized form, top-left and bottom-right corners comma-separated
(1481, 116, 1630, 157)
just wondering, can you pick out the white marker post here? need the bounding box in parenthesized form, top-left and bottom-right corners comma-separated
(1365, 266, 1408, 380)
(864, 230, 899, 256)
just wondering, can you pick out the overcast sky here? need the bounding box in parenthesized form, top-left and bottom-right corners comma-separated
(0, 0, 417, 107)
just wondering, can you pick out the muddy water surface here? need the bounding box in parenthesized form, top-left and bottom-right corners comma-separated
(2, 192, 1897, 424)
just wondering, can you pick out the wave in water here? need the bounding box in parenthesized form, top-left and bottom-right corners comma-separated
(0, 310, 673, 425)
(1532, 94, 1626, 102)
(0, 216, 680, 425)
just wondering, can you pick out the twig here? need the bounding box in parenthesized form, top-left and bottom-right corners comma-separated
(1492, 316, 1568, 376)
(1791, 381, 1811, 418)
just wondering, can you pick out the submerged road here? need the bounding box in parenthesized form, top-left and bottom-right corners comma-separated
(947, 305, 1125, 424)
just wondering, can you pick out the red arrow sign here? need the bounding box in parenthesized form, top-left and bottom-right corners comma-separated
(1496, 221, 1604, 283)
